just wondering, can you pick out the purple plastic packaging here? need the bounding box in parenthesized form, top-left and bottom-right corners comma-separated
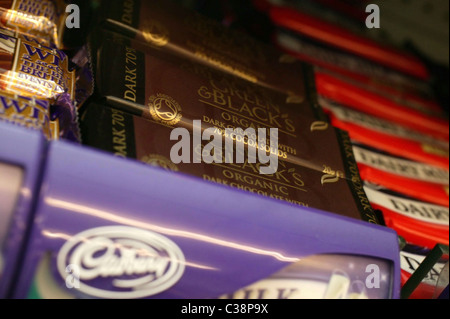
(0, 121, 46, 298)
(2, 123, 402, 299)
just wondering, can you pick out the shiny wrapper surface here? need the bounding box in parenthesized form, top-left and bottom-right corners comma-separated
(0, 27, 82, 141)
(0, 0, 67, 48)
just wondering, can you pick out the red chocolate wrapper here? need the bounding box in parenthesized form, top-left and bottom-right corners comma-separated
(364, 182, 449, 249)
(272, 28, 439, 105)
(353, 144, 449, 208)
(319, 97, 449, 170)
(269, 5, 430, 80)
(315, 71, 449, 141)
(400, 244, 449, 299)
(314, 67, 446, 120)
(253, 0, 367, 24)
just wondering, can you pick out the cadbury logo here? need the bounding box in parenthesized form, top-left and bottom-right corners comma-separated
(57, 226, 185, 299)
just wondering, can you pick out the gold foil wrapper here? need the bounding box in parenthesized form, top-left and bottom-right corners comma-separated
(0, 27, 75, 101)
(0, 0, 67, 48)
(0, 90, 57, 139)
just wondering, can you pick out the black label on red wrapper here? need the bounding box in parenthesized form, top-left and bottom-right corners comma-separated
(321, 98, 448, 150)
(353, 145, 449, 185)
(365, 183, 449, 226)
(400, 245, 449, 299)
(320, 97, 449, 170)
(353, 143, 449, 208)
(274, 29, 435, 101)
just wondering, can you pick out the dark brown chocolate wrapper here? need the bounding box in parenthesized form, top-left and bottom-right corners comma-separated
(97, 0, 324, 118)
(80, 101, 380, 225)
(90, 29, 349, 175)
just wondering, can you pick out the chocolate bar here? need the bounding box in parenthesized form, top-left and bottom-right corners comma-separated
(364, 182, 449, 249)
(400, 244, 449, 299)
(95, 0, 321, 111)
(353, 143, 449, 208)
(314, 67, 446, 121)
(0, 0, 67, 48)
(319, 97, 449, 170)
(269, 5, 430, 80)
(0, 90, 58, 139)
(0, 28, 75, 100)
(0, 121, 400, 299)
(219, 1, 443, 116)
(221, 254, 393, 299)
(88, 30, 354, 172)
(273, 28, 438, 104)
(0, 122, 46, 298)
(315, 71, 449, 141)
(80, 102, 378, 224)
(0, 161, 23, 291)
(0, 27, 88, 141)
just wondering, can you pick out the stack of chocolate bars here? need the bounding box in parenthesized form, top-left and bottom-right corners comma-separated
(0, 0, 447, 299)
(235, 0, 450, 299)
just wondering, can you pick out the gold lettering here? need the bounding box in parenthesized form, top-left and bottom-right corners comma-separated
(124, 47, 138, 102)
(111, 109, 127, 158)
(121, 0, 135, 25)
(422, 144, 450, 158)
(338, 131, 379, 224)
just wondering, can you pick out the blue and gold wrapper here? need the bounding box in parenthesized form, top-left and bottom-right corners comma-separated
(0, 0, 67, 48)
(0, 27, 87, 141)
